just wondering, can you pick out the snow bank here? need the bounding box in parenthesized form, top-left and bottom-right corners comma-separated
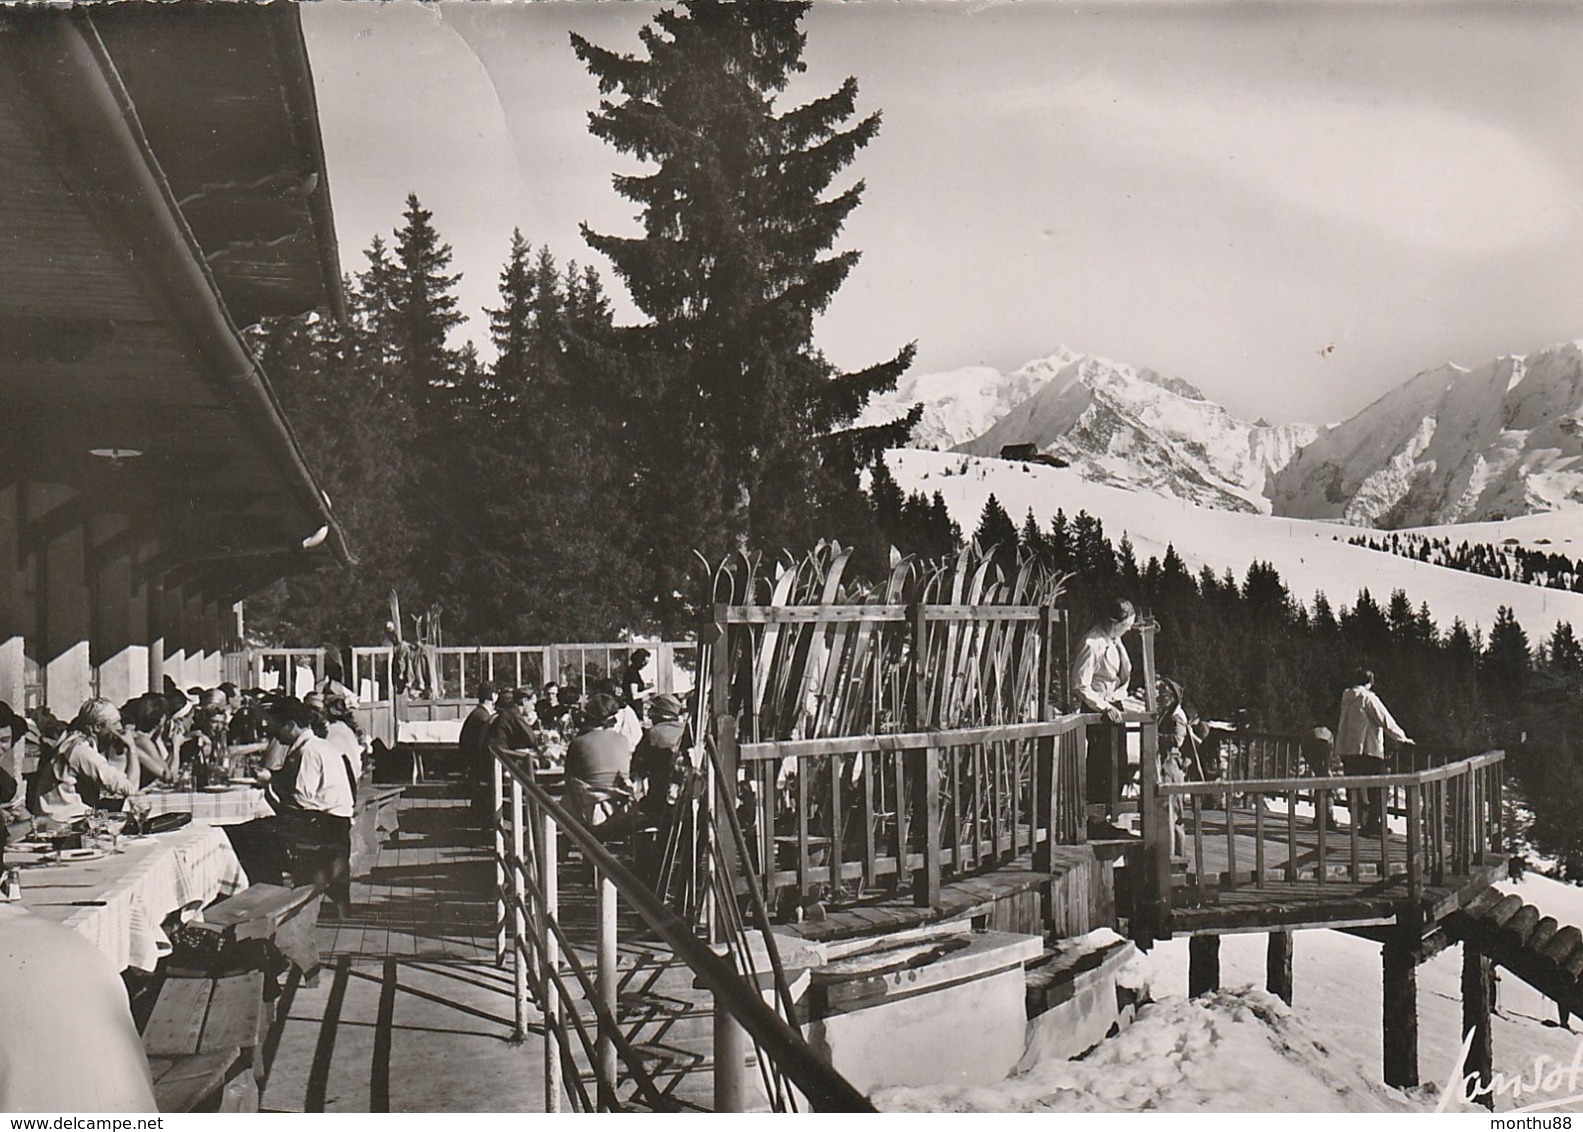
(874, 987, 1419, 1112)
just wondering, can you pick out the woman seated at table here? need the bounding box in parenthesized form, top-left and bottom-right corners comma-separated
(563, 693, 633, 829)
(224, 695, 356, 895)
(0, 702, 32, 845)
(32, 698, 136, 823)
(119, 693, 178, 789)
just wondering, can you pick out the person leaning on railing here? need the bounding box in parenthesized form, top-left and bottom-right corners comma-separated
(1334, 668, 1414, 838)
(1075, 598, 1139, 816)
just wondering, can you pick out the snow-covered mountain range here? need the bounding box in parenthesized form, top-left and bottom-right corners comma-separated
(1268, 342, 1583, 526)
(867, 342, 1583, 527)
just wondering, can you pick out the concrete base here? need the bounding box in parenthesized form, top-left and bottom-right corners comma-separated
(802, 929, 1043, 1092)
(1018, 936, 1138, 1070)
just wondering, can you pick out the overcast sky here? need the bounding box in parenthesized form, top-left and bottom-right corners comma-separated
(302, 0, 1583, 425)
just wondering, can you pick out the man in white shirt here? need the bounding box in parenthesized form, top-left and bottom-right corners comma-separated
(225, 697, 356, 900)
(34, 699, 135, 823)
(1335, 668, 1413, 837)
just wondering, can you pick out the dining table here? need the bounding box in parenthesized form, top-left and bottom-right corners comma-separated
(7, 821, 249, 972)
(140, 781, 272, 826)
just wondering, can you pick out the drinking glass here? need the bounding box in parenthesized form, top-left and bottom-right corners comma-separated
(127, 796, 151, 837)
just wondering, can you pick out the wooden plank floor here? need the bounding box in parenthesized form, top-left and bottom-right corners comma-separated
(1169, 804, 1499, 934)
(258, 784, 730, 1112)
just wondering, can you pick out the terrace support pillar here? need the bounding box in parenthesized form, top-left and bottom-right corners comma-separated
(162, 582, 185, 687)
(1188, 934, 1220, 998)
(0, 486, 25, 709)
(145, 571, 165, 695)
(1267, 931, 1294, 1005)
(42, 517, 92, 714)
(1382, 933, 1419, 1088)
(183, 590, 207, 687)
(93, 538, 145, 706)
(1461, 943, 1494, 1110)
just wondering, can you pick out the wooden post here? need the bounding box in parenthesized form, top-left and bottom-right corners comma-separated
(1461, 943, 1494, 1110)
(1034, 729, 1055, 874)
(914, 743, 942, 907)
(1382, 933, 1419, 1088)
(494, 758, 507, 969)
(510, 777, 529, 1042)
(1139, 708, 1166, 943)
(540, 812, 562, 1113)
(1188, 934, 1220, 998)
(1266, 931, 1294, 1006)
(595, 866, 618, 1109)
(1034, 605, 1056, 873)
(713, 1006, 749, 1112)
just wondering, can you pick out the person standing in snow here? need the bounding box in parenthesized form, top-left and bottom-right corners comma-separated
(1334, 668, 1413, 838)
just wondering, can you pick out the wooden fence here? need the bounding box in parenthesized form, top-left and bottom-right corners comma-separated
(695, 541, 1150, 909)
(1138, 746, 1506, 936)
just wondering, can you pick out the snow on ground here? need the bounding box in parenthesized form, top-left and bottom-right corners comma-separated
(891, 448, 1583, 637)
(875, 986, 1420, 1112)
(878, 878, 1583, 1113)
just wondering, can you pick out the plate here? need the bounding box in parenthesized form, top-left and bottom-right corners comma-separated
(202, 784, 231, 793)
(8, 840, 51, 853)
(57, 847, 107, 863)
(230, 778, 259, 787)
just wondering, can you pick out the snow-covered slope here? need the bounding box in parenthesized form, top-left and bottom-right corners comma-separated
(855, 347, 1083, 451)
(1270, 342, 1583, 527)
(955, 355, 1320, 513)
(890, 448, 1583, 638)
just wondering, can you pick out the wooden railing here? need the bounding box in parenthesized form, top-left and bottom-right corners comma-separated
(734, 715, 1090, 908)
(1138, 748, 1505, 938)
(492, 752, 874, 1113)
(1216, 730, 1476, 782)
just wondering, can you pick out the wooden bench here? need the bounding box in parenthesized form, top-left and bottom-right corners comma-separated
(190, 882, 326, 981)
(142, 971, 267, 1112)
(351, 784, 405, 879)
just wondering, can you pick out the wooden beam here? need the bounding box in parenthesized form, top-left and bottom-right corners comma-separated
(1461, 942, 1494, 1110)
(1383, 932, 1419, 1088)
(1189, 934, 1220, 998)
(1267, 931, 1294, 1005)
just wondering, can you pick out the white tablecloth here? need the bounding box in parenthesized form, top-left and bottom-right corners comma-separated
(15, 823, 248, 971)
(397, 719, 463, 744)
(141, 784, 272, 825)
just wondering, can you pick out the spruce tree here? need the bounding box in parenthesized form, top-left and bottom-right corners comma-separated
(572, 0, 915, 628)
(973, 493, 1017, 558)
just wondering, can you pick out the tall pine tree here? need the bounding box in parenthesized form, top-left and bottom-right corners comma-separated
(572, 0, 915, 630)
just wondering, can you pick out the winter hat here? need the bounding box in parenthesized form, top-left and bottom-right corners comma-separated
(648, 693, 683, 721)
(582, 693, 622, 728)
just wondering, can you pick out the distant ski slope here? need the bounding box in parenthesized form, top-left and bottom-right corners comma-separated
(890, 449, 1583, 637)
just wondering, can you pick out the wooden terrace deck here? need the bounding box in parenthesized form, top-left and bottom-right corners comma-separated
(1167, 804, 1506, 935)
(257, 785, 729, 1112)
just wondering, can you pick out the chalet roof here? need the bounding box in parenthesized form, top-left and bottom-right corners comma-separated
(0, 5, 350, 593)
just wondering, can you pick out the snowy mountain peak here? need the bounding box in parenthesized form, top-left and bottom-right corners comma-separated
(954, 354, 1320, 513)
(1269, 340, 1583, 526)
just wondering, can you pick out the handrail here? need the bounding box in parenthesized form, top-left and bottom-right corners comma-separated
(495, 754, 875, 1113)
(1158, 752, 1506, 795)
(738, 710, 1129, 761)
(1137, 746, 1506, 944)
